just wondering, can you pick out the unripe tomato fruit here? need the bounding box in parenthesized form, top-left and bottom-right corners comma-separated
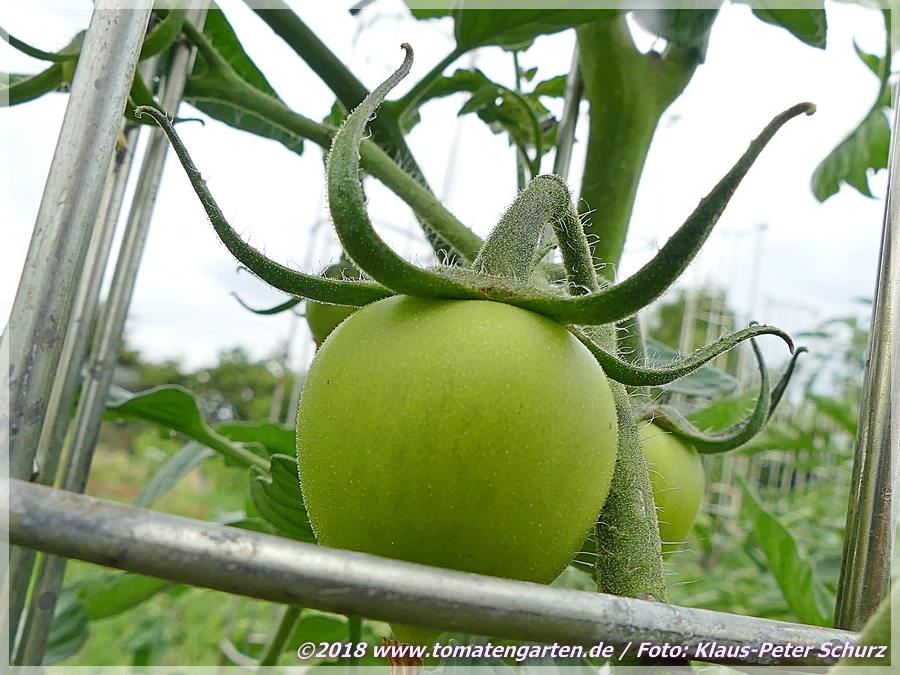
(305, 262, 360, 347)
(298, 295, 618, 615)
(639, 423, 705, 553)
(305, 300, 356, 346)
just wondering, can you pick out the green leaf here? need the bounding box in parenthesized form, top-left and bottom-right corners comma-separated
(631, 9, 719, 49)
(410, 67, 558, 162)
(105, 385, 268, 469)
(70, 572, 173, 620)
(739, 478, 833, 626)
(250, 454, 314, 541)
(812, 106, 890, 201)
(134, 441, 215, 508)
(751, 6, 827, 49)
(184, 8, 304, 154)
(216, 420, 296, 457)
(140, 8, 187, 61)
(0, 26, 83, 62)
(688, 391, 757, 431)
(532, 74, 566, 98)
(45, 589, 89, 665)
(809, 393, 858, 436)
(2, 63, 64, 105)
(410, 6, 614, 51)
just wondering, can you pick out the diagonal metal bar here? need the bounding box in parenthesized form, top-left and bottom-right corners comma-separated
(835, 79, 900, 631)
(6, 479, 858, 667)
(0, 1, 152, 483)
(12, 6, 209, 664)
(5, 114, 144, 655)
(552, 49, 583, 181)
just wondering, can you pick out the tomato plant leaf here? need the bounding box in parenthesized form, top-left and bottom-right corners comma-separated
(216, 420, 296, 457)
(750, 6, 827, 49)
(140, 8, 187, 61)
(105, 385, 268, 469)
(738, 478, 834, 626)
(68, 572, 173, 621)
(250, 454, 314, 541)
(811, 11, 890, 201)
(809, 393, 859, 436)
(404, 67, 559, 161)
(134, 441, 215, 508)
(183, 8, 304, 154)
(45, 588, 89, 665)
(0, 26, 83, 62)
(812, 107, 890, 201)
(409, 6, 614, 51)
(631, 8, 720, 51)
(2, 63, 64, 105)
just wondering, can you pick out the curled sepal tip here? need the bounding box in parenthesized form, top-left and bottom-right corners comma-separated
(651, 337, 771, 454)
(326, 45, 479, 299)
(231, 293, 301, 316)
(768, 346, 807, 420)
(134, 105, 392, 307)
(574, 323, 793, 387)
(501, 102, 816, 325)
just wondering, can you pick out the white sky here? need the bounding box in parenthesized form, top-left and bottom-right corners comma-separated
(1, 1, 889, 371)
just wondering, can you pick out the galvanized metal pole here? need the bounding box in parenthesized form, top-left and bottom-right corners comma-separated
(12, 7, 208, 664)
(552, 50, 583, 182)
(5, 115, 143, 653)
(0, 2, 152, 483)
(6, 479, 860, 667)
(835, 81, 900, 631)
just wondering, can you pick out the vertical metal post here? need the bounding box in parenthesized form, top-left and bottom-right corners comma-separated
(835, 81, 900, 631)
(552, 50, 583, 182)
(5, 114, 143, 652)
(0, 2, 152, 483)
(12, 6, 208, 664)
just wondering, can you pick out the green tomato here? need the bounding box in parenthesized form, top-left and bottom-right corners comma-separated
(305, 300, 356, 347)
(639, 423, 705, 553)
(305, 261, 360, 346)
(298, 296, 618, 638)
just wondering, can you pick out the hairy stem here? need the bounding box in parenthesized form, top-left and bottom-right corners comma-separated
(577, 16, 703, 279)
(181, 22, 482, 263)
(326, 44, 480, 298)
(135, 105, 392, 306)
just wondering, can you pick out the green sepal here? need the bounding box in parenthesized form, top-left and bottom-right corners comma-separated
(573, 323, 793, 387)
(648, 338, 805, 454)
(134, 105, 393, 307)
(231, 294, 302, 316)
(473, 175, 574, 282)
(325, 44, 480, 299)
(496, 102, 816, 324)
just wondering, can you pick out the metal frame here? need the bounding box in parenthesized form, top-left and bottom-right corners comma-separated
(834, 79, 900, 632)
(2, 4, 897, 668)
(7, 479, 857, 667)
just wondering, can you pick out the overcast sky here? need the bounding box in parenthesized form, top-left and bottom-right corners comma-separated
(1, 1, 889, 373)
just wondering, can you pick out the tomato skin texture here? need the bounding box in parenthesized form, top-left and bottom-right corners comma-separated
(298, 295, 618, 587)
(639, 423, 705, 553)
(305, 300, 356, 346)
